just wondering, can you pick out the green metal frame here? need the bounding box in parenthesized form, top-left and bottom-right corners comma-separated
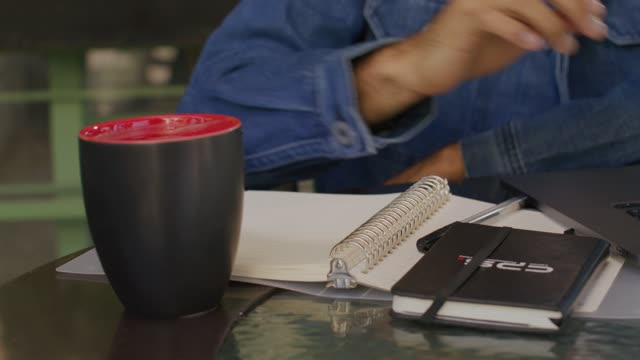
(49, 52, 85, 190)
(0, 196, 85, 222)
(49, 52, 89, 256)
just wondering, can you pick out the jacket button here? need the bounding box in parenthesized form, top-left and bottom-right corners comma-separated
(333, 122, 355, 146)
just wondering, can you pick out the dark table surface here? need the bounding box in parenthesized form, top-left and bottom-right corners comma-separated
(2, 179, 640, 359)
(2, 247, 640, 360)
(0, 250, 277, 360)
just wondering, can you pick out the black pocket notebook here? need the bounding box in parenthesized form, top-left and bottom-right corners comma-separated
(391, 223, 609, 332)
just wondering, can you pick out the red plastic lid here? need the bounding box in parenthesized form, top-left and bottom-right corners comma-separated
(78, 114, 241, 144)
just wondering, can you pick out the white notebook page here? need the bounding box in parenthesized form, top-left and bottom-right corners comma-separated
(57, 191, 566, 290)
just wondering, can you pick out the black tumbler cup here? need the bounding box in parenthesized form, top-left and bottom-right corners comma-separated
(79, 114, 243, 318)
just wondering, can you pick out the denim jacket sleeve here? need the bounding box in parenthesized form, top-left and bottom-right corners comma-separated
(178, 0, 434, 187)
(462, 73, 640, 177)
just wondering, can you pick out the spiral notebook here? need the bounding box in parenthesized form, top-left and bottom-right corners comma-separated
(58, 177, 574, 294)
(326, 177, 453, 289)
(204, 176, 564, 292)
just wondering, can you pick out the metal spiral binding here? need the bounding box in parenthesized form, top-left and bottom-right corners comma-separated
(326, 176, 450, 289)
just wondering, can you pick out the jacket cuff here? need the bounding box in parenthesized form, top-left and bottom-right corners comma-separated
(317, 38, 436, 159)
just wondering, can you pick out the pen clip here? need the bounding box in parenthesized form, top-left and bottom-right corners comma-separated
(416, 222, 458, 253)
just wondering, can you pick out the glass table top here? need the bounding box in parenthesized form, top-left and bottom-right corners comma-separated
(221, 292, 640, 359)
(3, 236, 640, 360)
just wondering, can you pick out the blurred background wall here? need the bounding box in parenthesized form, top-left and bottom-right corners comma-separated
(0, 0, 239, 285)
(0, 53, 53, 285)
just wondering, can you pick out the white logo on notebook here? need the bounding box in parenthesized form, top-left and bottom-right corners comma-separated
(457, 255, 554, 274)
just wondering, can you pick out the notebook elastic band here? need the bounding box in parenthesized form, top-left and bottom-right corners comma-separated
(420, 226, 513, 323)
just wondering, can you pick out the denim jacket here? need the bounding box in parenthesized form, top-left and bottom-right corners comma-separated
(178, 0, 640, 192)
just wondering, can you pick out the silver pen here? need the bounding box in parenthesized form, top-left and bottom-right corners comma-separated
(416, 195, 528, 253)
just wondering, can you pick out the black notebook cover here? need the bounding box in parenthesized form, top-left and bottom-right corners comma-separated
(391, 223, 608, 331)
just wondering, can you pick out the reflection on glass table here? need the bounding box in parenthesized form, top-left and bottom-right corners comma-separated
(222, 292, 640, 359)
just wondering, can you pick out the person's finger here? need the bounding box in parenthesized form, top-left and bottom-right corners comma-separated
(495, 0, 578, 54)
(589, 0, 607, 18)
(548, 0, 608, 39)
(479, 9, 547, 51)
(479, 7, 577, 54)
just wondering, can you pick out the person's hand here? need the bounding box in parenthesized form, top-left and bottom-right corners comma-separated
(368, 0, 607, 184)
(385, 143, 465, 185)
(356, 0, 608, 124)
(389, 0, 608, 96)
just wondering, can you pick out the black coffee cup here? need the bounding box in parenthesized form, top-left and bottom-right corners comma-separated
(79, 114, 243, 318)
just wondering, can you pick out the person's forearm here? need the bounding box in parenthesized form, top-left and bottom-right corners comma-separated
(353, 41, 432, 126)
